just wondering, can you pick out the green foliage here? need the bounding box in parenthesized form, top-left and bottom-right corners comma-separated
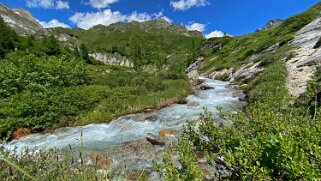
(157, 3, 321, 177)
(56, 24, 204, 67)
(0, 147, 109, 181)
(199, 2, 321, 74)
(161, 59, 321, 180)
(133, 44, 144, 70)
(153, 138, 202, 181)
(248, 61, 289, 107)
(79, 43, 91, 63)
(0, 52, 192, 138)
(0, 17, 18, 58)
(42, 35, 61, 56)
(0, 53, 90, 98)
(0, 85, 109, 137)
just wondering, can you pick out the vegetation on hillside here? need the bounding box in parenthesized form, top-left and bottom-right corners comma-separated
(0, 16, 194, 140)
(2, 2, 321, 180)
(155, 2, 321, 180)
(199, 2, 321, 74)
(50, 20, 203, 70)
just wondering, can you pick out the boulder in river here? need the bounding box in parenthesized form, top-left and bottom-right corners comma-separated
(199, 85, 214, 90)
(10, 128, 31, 141)
(146, 133, 165, 146)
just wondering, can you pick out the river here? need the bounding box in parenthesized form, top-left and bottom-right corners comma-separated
(2, 77, 242, 178)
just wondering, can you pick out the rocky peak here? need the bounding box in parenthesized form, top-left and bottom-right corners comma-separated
(0, 4, 42, 34)
(257, 19, 284, 31)
(11, 8, 38, 24)
(146, 18, 171, 28)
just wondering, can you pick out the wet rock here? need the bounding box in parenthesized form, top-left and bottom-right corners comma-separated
(177, 99, 188, 104)
(145, 115, 158, 122)
(187, 102, 200, 107)
(208, 68, 233, 80)
(196, 78, 206, 85)
(199, 85, 214, 90)
(188, 70, 199, 79)
(159, 129, 175, 136)
(146, 133, 165, 146)
(10, 128, 31, 141)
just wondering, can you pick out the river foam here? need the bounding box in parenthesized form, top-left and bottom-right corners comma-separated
(2, 77, 240, 154)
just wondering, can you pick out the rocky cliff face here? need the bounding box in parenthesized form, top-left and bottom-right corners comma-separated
(286, 17, 321, 97)
(89, 52, 133, 67)
(0, 4, 42, 34)
(201, 14, 321, 98)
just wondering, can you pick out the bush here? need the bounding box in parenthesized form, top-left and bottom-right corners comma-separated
(157, 59, 321, 180)
(0, 85, 109, 137)
(0, 53, 90, 98)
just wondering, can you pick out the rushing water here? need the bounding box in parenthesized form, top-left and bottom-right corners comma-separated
(3, 77, 241, 154)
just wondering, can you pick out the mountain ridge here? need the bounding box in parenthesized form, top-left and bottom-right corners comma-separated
(0, 4, 42, 34)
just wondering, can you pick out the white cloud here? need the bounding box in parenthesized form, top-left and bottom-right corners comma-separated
(39, 19, 70, 28)
(69, 10, 126, 29)
(154, 11, 173, 24)
(186, 23, 206, 32)
(56, 0, 70, 9)
(170, 0, 208, 11)
(69, 10, 172, 30)
(126, 12, 153, 22)
(205, 30, 231, 39)
(26, 0, 69, 9)
(26, 0, 54, 8)
(88, 0, 118, 9)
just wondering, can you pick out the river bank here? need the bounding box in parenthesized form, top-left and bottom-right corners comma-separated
(2, 77, 244, 179)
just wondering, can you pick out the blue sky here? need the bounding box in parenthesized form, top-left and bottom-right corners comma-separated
(0, 0, 320, 37)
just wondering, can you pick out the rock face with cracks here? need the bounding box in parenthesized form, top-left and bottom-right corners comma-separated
(286, 17, 321, 97)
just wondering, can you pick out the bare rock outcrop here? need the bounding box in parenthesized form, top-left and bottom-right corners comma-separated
(286, 17, 321, 97)
(89, 52, 133, 67)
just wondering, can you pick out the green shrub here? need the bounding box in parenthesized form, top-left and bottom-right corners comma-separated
(0, 53, 90, 98)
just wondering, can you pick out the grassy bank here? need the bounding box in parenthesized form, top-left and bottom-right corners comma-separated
(0, 53, 192, 139)
(154, 2, 321, 180)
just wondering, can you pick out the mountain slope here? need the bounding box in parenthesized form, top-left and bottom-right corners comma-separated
(0, 4, 42, 34)
(159, 2, 321, 180)
(198, 2, 321, 97)
(47, 19, 204, 67)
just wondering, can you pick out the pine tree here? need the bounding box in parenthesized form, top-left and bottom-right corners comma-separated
(0, 17, 18, 58)
(45, 35, 61, 56)
(79, 43, 91, 63)
(133, 44, 143, 70)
